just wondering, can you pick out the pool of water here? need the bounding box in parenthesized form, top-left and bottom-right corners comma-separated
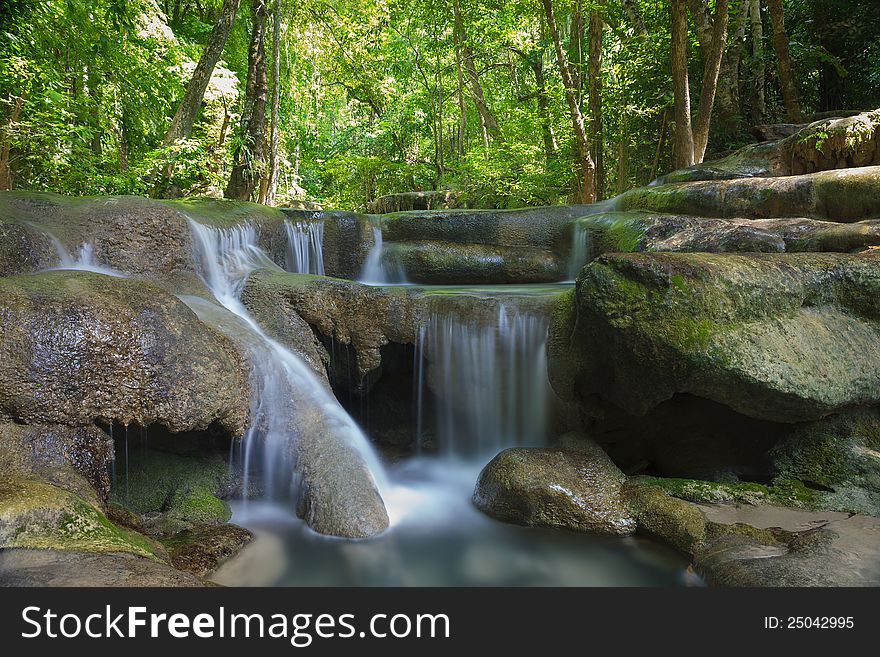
(212, 457, 700, 587)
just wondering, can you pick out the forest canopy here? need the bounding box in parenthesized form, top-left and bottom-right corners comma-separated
(1, 0, 879, 209)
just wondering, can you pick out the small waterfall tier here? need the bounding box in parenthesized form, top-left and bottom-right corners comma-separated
(285, 218, 326, 275)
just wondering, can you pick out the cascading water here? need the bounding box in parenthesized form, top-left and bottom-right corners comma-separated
(414, 303, 550, 457)
(184, 220, 388, 505)
(284, 218, 325, 275)
(567, 222, 590, 281)
(47, 235, 123, 277)
(359, 220, 407, 284)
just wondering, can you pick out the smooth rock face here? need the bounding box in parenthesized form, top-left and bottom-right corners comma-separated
(0, 271, 249, 435)
(576, 211, 880, 257)
(473, 442, 636, 535)
(0, 549, 203, 587)
(550, 251, 880, 423)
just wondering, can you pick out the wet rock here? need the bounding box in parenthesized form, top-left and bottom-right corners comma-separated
(0, 191, 288, 280)
(620, 166, 880, 222)
(770, 409, 880, 516)
(243, 271, 421, 387)
(386, 241, 564, 284)
(0, 271, 249, 435)
(623, 478, 880, 586)
(0, 549, 203, 587)
(0, 422, 113, 504)
(0, 475, 165, 560)
(550, 252, 880, 423)
(161, 523, 252, 577)
(382, 205, 592, 251)
(575, 211, 880, 260)
(780, 110, 880, 175)
(473, 443, 636, 535)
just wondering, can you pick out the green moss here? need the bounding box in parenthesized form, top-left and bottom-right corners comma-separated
(624, 483, 707, 554)
(768, 477, 819, 508)
(168, 490, 231, 524)
(630, 475, 770, 505)
(0, 477, 164, 560)
(109, 450, 232, 526)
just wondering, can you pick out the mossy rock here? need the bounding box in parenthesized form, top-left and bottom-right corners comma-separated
(0, 270, 249, 435)
(109, 449, 232, 532)
(160, 523, 252, 577)
(474, 444, 636, 536)
(0, 476, 164, 560)
(550, 252, 880, 423)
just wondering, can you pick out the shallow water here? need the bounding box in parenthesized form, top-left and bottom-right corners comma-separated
(212, 457, 699, 587)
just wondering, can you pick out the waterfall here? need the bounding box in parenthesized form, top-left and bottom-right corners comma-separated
(359, 221, 407, 285)
(47, 235, 123, 277)
(567, 222, 590, 281)
(415, 303, 551, 457)
(185, 220, 388, 503)
(284, 219, 325, 275)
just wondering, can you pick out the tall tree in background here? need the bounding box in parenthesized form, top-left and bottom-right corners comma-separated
(716, 0, 749, 134)
(671, 0, 730, 166)
(588, 9, 604, 199)
(226, 0, 269, 200)
(162, 0, 242, 146)
(454, 0, 501, 149)
(261, 0, 283, 205)
(749, 0, 765, 123)
(766, 0, 802, 122)
(541, 0, 595, 203)
(671, 0, 694, 168)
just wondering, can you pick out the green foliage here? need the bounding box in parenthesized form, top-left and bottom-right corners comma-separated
(1, 0, 877, 207)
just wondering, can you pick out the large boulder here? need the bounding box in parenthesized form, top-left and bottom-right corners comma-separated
(473, 440, 636, 535)
(0, 192, 288, 280)
(550, 252, 880, 423)
(0, 271, 249, 435)
(385, 241, 564, 284)
(574, 212, 880, 258)
(619, 166, 880, 222)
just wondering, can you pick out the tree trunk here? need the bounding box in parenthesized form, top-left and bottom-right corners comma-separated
(569, 0, 584, 97)
(455, 38, 467, 156)
(692, 0, 729, 162)
(716, 0, 749, 133)
(687, 0, 715, 56)
(0, 95, 24, 191)
(671, 0, 694, 169)
(617, 117, 629, 194)
(749, 0, 765, 123)
(533, 58, 557, 164)
(588, 10, 604, 200)
(163, 0, 242, 146)
(541, 0, 595, 204)
(454, 0, 500, 148)
(766, 0, 802, 122)
(225, 0, 269, 200)
(261, 0, 282, 206)
(87, 67, 102, 156)
(651, 108, 670, 181)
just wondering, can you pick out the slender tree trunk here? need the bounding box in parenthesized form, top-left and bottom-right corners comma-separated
(651, 108, 669, 181)
(692, 0, 729, 162)
(225, 0, 269, 200)
(617, 117, 629, 194)
(455, 39, 467, 156)
(671, 0, 694, 168)
(569, 0, 584, 98)
(454, 0, 500, 148)
(766, 0, 802, 122)
(0, 95, 24, 191)
(541, 0, 595, 203)
(262, 0, 282, 206)
(588, 10, 604, 200)
(687, 0, 714, 57)
(163, 0, 242, 146)
(749, 0, 765, 123)
(716, 0, 749, 132)
(533, 59, 557, 163)
(87, 67, 102, 156)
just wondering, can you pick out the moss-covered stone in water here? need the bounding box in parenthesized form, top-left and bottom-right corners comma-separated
(0, 476, 164, 560)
